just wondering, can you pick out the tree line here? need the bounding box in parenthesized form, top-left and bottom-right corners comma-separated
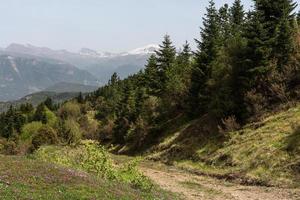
(1, 0, 300, 153)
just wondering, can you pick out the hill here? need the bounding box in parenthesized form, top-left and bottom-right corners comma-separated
(144, 105, 300, 187)
(0, 155, 175, 200)
(44, 82, 98, 93)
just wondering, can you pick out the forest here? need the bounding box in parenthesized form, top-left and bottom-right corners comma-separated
(0, 0, 300, 156)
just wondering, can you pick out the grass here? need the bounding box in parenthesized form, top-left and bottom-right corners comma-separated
(0, 155, 135, 200)
(0, 154, 176, 200)
(147, 105, 300, 187)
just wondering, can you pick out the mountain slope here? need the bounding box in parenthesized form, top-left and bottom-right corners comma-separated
(0, 54, 98, 101)
(44, 82, 98, 93)
(4, 43, 159, 83)
(146, 105, 300, 187)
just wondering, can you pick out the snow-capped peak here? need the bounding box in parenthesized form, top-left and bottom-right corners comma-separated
(78, 44, 159, 58)
(128, 44, 159, 55)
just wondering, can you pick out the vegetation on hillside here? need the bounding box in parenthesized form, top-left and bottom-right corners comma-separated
(0, 0, 300, 191)
(0, 154, 177, 200)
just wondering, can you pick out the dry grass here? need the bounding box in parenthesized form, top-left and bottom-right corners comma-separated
(147, 105, 300, 187)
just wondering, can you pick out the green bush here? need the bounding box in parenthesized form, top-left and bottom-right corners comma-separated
(34, 140, 153, 191)
(63, 119, 82, 145)
(31, 126, 59, 151)
(20, 122, 43, 141)
(45, 108, 58, 128)
(58, 102, 81, 120)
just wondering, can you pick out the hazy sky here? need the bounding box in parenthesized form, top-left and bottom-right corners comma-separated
(0, 0, 297, 52)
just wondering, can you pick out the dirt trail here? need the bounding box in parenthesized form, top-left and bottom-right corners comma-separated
(139, 164, 300, 200)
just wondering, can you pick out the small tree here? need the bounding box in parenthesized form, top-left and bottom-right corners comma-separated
(34, 103, 47, 124)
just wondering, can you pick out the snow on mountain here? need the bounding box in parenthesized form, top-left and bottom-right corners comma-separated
(79, 44, 159, 58)
(127, 44, 160, 55)
(5, 43, 159, 59)
(79, 48, 116, 58)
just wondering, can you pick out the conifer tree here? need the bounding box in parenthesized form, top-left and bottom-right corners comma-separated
(19, 103, 34, 114)
(189, 0, 220, 115)
(230, 0, 245, 34)
(109, 72, 120, 86)
(44, 97, 54, 110)
(254, 0, 297, 66)
(219, 4, 231, 41)
(165, 41, 192, 110)
(179, 41, 192, 65)
(34, 103, 47, 124)
(144, 55, 161, 94)
(76, 92, 84, 104)
(155, 35, 176, 87)
(244, 11, 271, 75)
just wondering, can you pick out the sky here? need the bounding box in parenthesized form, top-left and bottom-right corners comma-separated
(0, 0, 297, 53)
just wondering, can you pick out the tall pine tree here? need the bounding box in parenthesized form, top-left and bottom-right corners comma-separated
(144, 55, 161, 94)
(155, 34, 176, 90)
(189, 0, 220, 115)
(254, 0, 297, 66)
(230, 0, 245, 34)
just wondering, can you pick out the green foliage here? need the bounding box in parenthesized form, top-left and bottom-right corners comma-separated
(45, 108, 58, 128)
(0, 155, 174, 200)
(62, 119, 82, 145)
(155, 34, 177, 87)
(34, 103, 47, 124)
(189, 0, 221, 115)
(58, 102, 81, 120)
(34, 140, 153, 191)
(31, 126, 59, 151)
(19, 103, 34, 114)
(43, 97, 54, 111)
(20, 122, 43, 141)
(0, 106, 26, 138)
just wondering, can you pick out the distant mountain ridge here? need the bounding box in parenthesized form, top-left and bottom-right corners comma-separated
(5, 43, 159, 59)
(44, 82, 98, 93)
(0, 54, 99, 101)
(3, 43, 159, 83)
(0, 43, 158, 101)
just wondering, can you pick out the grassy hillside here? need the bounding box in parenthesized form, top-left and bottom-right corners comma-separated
(146, 105, 300, 187)
(0, 154, 177, 200)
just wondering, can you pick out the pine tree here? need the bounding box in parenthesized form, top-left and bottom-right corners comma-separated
(44, 97, 54, 110)
(254, 0, 297, 66)
(76, 92, 84, 104)
(244, 11, 271, 76)
(219, 4, 231, 41)
(109, 72, 120, 86)
(155, 35, 176, 87)
(164, 41, 192, 110)
(144, 55, 161, 94)
(189, 0, 220, 115)
(34, 103, 47, 124)
(178, 41, 192, 65)
(230, 0, 245, 34)
(19, 103, 34, 114)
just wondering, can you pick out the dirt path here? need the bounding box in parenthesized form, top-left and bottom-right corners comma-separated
(139, 163, 300, 200)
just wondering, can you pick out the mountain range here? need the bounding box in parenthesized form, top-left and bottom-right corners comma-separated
(0, 43, 158, 101)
